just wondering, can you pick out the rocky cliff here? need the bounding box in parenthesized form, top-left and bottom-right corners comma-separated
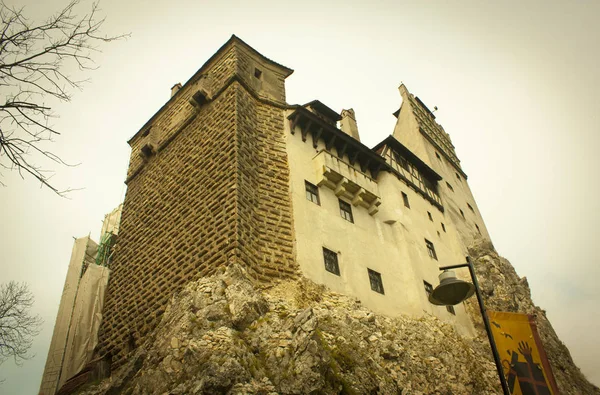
(78, 242, 599, 394)
(466, 240, 598, 394)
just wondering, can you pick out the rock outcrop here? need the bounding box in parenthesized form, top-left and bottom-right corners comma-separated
(78, 243, 599, 394)
(466, 240, 598, 395)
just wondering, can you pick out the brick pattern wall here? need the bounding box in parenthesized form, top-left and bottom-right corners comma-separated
(98, 85, 239, 367)
(235, 47, 287, 103)
(235, 85, 296, 281)
(98, 44, 297, 368)
(127, 46, 238, 180)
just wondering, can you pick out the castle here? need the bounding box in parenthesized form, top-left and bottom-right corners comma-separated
(41, 35, 494, 392)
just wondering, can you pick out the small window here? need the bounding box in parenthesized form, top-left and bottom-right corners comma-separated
(425, 239, 438, 260)
(339, 199, 354, 223)
(323, 248, 340, 275)
(305, 181, 320, 205)
(435, 152, 441, 160)
(446, 182, 454, 192)
(467, 203, 475, 213)
(446, 305, 456, 315)
(368, 269, 384, 294)
(424, 281, 434, 298)
(459, 209, 465, 219)
(455, 172, 461, 181)
(254, 68, 262, 79)
(402, 192, 410, 208)
(427, 211, 433, 221)
(399, 157, 411, 172)
(441, 223, 446, 233)
(437, 230, 441, 237)
(475, 224, 481, 234)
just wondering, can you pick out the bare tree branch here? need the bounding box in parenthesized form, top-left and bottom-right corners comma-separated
(0, 0, 127, 196)
(0, 281, 42, 366)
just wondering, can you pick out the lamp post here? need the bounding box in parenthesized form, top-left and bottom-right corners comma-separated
(428, 256, 511, 395)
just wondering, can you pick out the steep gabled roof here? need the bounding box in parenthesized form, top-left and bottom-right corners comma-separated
(372, 135, 442, 181)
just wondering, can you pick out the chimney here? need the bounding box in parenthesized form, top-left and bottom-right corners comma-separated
(340, 109, 360, 141)
(171, 83, 182, 98)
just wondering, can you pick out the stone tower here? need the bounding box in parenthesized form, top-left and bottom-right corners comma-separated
(392, 84, 490, 245)
(97, 36, 298, 368)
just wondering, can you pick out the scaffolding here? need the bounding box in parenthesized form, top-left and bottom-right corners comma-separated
(38, 204, 123, 395)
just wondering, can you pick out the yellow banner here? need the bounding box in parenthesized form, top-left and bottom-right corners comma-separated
(488, 311, 559, 395)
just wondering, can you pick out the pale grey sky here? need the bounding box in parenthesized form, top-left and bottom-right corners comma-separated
(1, 0, 598, 393)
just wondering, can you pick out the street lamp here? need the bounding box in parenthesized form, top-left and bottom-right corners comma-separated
(428, 256, 511, 395)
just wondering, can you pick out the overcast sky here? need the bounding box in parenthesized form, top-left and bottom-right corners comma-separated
(1, 0, 598, 392)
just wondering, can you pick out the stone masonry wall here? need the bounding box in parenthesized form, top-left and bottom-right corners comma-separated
(127, 46, 237, 181)
(97, 43, 297, 370)
(235, 84, 296, 282)
(98, 83, 239, 368)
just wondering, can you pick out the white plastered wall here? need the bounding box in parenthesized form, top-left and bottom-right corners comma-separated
(285, 110, 475, 336)
(392, 90, 491, 246)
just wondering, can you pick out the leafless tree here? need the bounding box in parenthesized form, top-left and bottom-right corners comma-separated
(0, 0, 126, 195)
(0, 281, 42, 366)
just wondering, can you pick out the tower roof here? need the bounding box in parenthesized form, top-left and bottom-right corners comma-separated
(396, 84, 467, 179)
(372, 135, 442, 181)
(128, 35, 294, 143)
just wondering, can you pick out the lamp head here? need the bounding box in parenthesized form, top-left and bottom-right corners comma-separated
(429, 270, 475, 306)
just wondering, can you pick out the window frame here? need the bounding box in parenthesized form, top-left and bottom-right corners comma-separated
(424, 281, 434, 299)
(425, 239, 438, 260)
(368, 269, 385, 294)
(322, 247, 340, 276)
(402, 192, 410, 208)
(305, 181, 320, 205)
(339, 199, 354, 223)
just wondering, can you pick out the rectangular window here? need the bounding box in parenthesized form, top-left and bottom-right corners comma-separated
(455, 172, 461, 181)
(467, 203, 475, 213)
(425, 239, 438, 260)
(460, 209, 465, 219)
(441, 223, 446, 233)
(399, 157, 410, 172)
(475, 224, 481, 234)
(322, 247, 340, 275)
(446, 305, 456, 315)
(427, 211, 433, 221)
(424, 281, 433, 298)
(339, 199, 354, 223)
(368, 269, 385, 294)
(402, 192, 410, 208)
(435, 152, 441, 160)
(446, 181, 454, 192)
(305, 181, 320, 205)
